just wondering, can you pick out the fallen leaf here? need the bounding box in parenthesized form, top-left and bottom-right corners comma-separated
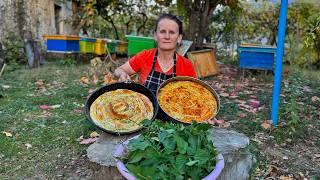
(219, 122, 230, 128)
(88, 88, 97, 94)
(2, 131, 12, 137)
(279, 176, 293, 180)
(311, 96, 320, 102)
(229, 95, 238, 99)
(215, 119, 225, 124)
(35, 79, 45, 86)
(268, 165, 279, 177)
(238, 113, 247, 118)
(261, 120, 272, 129)
(74, 109, 83, 113)
(282, 156, 288, 160)
(50, 104, 61, 109)
(80, 137, 98, 145)
(235, 82, 243, 90)
(78, 135, 84, 142)
(248, 99, 261, 108)
(90, 131, 100, 138)
(92, 75, 99, 85)
(251, 138, 263, 145)
(235, 99, 246, 104)
(206, 118, 224, 125)
(39, 104, 61, 110)
(103, 73, 117, 84)
(80, 77, 90, 84)
(219, 92, 229, 97)
(302, 86, 312, 92)
(40, 105, 51, 110)
(25, 143, 32, 149)
(1, 85, 10, 89)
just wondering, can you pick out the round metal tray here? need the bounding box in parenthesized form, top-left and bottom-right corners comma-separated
(156, 76, 220, 124)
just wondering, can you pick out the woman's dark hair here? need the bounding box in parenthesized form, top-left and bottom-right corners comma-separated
(154, 13, 183, 35)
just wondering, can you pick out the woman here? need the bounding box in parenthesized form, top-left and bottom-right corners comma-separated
(114, 13, 196, 94)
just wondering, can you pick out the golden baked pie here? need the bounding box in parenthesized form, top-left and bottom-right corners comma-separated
(157, 80, 217, 123)
(90, 89, 154, 132)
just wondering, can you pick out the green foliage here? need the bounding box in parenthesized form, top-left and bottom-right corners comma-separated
(122, 120, 218, 179)
(271, 71, 315, 143)
(57, 58, 76, 66)
(77, 0, 164, 39)
(2, 32, 26, 70)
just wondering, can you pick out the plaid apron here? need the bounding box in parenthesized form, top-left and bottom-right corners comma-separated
(143, 50, 176, 95)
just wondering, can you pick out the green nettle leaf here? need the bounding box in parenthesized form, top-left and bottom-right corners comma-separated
(126, 164, 142, 177)
(187, 166, 201, 180)
(194, 149, 210, 165)
(175, 175, 184, 180)
(175, 154, 187, 172)
(159, 130, 169, 143)
(195, 122, 211, 131)
(140, 156, 158, 167)
(128, 151, 145, 164)
(186, 160, 199, 166)
(124, 121, 218, 179)
(162, 137, 176, 151)
(165, 128, 176, 134)
(127, 137, 151, 151)
(187, 136, 198, 155)
(176, 136, 188, 154)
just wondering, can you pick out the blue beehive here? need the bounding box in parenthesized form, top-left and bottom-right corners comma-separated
(44, 35, 80, 52)
(238, 44, 276, 70)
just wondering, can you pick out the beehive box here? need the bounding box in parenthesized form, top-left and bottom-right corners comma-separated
(116, 40, 128, 55)
(44, 35, 80, 52)
(80, 37, 96, 53)
(107, 40, 118, 54)
(238, 44, 276, 70)
(125, 35, 155, 56)
(94, 39, 106, 55)
(187, 49, 219, 78)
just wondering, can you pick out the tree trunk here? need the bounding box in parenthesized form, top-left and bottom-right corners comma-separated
(109, 19, 119, 40)
(71, 0, 81, 35)
(184, 0, 218, 50)
(137, 13, 148, 35)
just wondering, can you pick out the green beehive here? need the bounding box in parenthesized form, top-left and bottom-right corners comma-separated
(107, 40, 117, 54)
(125, 35, 156, 56)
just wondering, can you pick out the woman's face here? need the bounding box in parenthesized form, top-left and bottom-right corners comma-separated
(154, 18, 182, 51)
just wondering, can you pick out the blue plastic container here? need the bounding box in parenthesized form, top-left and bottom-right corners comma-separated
(47, 39, 79, 52)
(238, 45, 276, 70)
(45, 35, 80, 52)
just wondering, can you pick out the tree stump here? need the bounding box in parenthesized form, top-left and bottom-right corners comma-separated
(87, 128, 256, 180)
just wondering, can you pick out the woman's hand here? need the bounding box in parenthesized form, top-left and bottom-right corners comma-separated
(114, 69, 130, 82)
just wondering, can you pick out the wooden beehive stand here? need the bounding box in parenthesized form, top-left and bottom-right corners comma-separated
(187, 49, 219, 78)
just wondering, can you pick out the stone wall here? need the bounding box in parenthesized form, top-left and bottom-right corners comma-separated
(0, 0, 73, 43)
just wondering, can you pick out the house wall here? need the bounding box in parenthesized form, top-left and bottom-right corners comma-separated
(0, 0, 73, 43)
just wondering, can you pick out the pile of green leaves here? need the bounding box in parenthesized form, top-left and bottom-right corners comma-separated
(122, 120, 218, 180)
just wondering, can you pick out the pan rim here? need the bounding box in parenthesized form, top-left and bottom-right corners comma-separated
(156, 76, 220, 124)
(84, 81, 159, 135)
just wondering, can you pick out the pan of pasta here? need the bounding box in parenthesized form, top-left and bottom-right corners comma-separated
(156, 76, 220, 124)
(85, 81, 158, 135)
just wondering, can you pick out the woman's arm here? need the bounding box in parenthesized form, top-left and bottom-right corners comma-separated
(114, 61, 136, 81)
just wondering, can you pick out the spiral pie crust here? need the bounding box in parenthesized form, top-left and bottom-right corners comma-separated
(157, 81, 217, 123)
(90, 89, 154, 132)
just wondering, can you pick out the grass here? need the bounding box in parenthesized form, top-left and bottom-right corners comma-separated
(0, 60, 319, 179)
(0, 61, 95, 178)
